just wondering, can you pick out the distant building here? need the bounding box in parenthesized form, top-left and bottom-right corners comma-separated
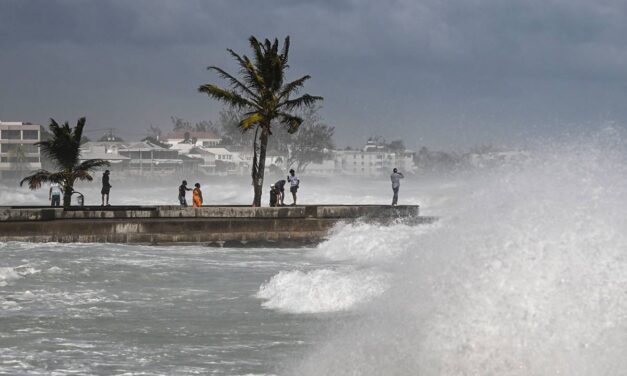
(79, 140, 201, 176)
(0, 121, 41, 180)
(79, 141, 131, 169)
(333, 141, 417, 177)
(164, 131, 222, 148)
(187, 146, 240, 174)
(223, 146, 287, 176)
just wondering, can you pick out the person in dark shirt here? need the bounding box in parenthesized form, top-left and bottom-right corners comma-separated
(178, 180, 192, 207)
(390, 168, 404, 206)
(269, 184, 278, 207)
(101, 170, 112, 206)
(274, 179, 286, 206)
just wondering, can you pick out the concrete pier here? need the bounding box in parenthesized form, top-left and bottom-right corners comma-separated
(0, 205, 435, 246)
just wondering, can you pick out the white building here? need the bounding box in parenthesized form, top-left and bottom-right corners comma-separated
(187, 147, 242, 174)
(79, 141, 201, 175)
(333, 148, 416, 177)
(0, 121, 42, 180)
(164, 131, 222, 148)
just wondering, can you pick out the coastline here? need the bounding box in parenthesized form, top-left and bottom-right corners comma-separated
(0, 205, 435, 246)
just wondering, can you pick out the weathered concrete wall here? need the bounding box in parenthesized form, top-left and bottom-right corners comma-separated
(0, 205, 433, 246)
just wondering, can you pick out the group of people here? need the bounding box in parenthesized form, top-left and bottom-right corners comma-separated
(48, 169, 112, 207)
(178, 180, 204, 207)
(48, 168, 405, 207)
(269, 169, 300, 207)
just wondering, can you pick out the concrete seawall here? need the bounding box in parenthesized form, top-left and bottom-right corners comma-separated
(0, 205, 435, 246)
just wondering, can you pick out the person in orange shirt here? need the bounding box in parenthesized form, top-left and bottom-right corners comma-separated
(192, 183, 203, 208)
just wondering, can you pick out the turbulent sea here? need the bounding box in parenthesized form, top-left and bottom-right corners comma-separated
(1, 133, 627, 375)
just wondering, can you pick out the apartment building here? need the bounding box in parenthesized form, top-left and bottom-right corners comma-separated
(0, 121, 42, 180)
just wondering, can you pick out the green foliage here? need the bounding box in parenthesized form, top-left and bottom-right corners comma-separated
(285, 106, 335, 172)
(171, 116, 218, 133)
(20, 117, 109, 206)
(199, 35, 323, 205)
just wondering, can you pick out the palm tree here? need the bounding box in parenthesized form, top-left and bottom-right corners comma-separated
(20, 117, 109, 207)
(199, 36, 323, 206)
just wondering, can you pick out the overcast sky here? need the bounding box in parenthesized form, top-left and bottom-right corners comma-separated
(2, 0, 627, 150)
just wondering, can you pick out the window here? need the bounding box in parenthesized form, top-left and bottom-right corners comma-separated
(22, 130, 39, 140)
(1, 130, 21, 140)
(0, 156, 39, 163)
(1, 144, 17, 153)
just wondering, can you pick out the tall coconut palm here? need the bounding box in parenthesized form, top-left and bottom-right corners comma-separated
(199, 36, 323, 206)
(20, 117, 109, 206)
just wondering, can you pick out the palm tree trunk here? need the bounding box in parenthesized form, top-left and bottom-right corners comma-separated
(63, 190, 72, 207)
(62, 181, 73, 207)
(252, 127, 269, 207)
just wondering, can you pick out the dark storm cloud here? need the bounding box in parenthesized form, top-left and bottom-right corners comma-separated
(2, 0, 627, 149)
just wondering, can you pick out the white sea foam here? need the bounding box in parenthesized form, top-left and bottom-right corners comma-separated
(0, 267, 21, 286)
(46, 266, 64, 274)
(0, 265, 38, 286)
(290, 133, 627, 375)
(256, 268, 387, 314)
(316, 221, 439, 264)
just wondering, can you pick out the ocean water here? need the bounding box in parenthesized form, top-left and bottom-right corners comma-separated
(1, 132, 627, 375)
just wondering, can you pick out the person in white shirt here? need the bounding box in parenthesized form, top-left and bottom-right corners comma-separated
(287, 169, 300, 205)
(390, 168, 404, 206)
(49, 182, 63, 207)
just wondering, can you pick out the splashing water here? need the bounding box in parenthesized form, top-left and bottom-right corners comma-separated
(287, 134, 627, 375)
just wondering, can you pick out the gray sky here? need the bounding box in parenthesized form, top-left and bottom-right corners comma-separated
(1, 0, 627, 150)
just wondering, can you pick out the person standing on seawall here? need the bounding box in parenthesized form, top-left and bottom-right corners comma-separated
(101, 170, 112, 206)
(49, 182, 63, 207)
(287, 169, 299, 205)
(390, 167, 404, 206)
(192, 183, 203, 208)
(178, 180, 192, 207)
(274, 179, 286, 206)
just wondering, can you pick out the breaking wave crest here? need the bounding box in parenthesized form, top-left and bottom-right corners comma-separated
(256, 268, 387, 314)
(288, 131, 627, 375)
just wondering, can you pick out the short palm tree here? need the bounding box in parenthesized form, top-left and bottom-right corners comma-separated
(20, 117, 109, 206)
(199, 36, 323, 206)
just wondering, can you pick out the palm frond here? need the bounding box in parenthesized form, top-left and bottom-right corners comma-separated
(198, 84, 257, 109)
(280, 94, 324, 112)
(249, 36, 266, 71)
(76, 159, 110, 172)
(228, 49, 265, 92)
(280, 36, 290, 68)
(73, 117, 86, 145)
(19, 170, 61, 190)
(36, 118, 84, 170)
(278, 113, 303, 134)
(73, 169, 95, 182)
(208, 66, 259, 100)
(278, 75, 311, 100)
(238, 113, 264, 131)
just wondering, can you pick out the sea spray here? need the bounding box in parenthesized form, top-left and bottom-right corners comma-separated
(256, 268, 388, 314)
(289, 134, 627, 375)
